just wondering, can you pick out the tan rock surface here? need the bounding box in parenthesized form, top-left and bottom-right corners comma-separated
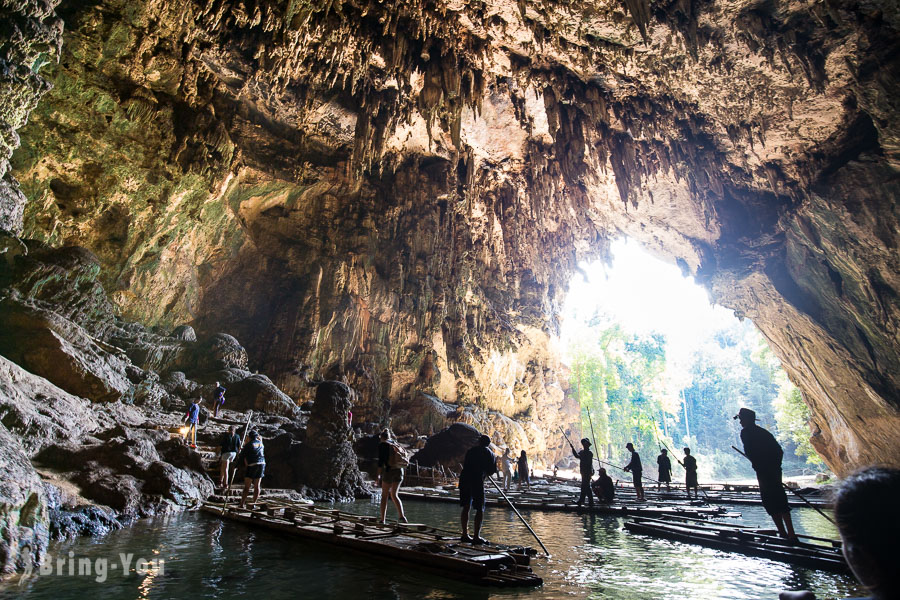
(3, 0, 898, 472)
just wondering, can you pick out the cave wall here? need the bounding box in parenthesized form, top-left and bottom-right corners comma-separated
(3, 0, 899, 473)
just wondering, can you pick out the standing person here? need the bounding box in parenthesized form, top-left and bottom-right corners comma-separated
(376, 430, 408, 524)
(570, 438, 594, 507)
(779, 467, 900, 600)
(499, 448, 514, 491)
(592, 467, 616, 503)
(213, 381, 227, 418)
(683, 447, 699, 498)
(184, 398, 200, 449)
(517, 450, 530, 490)
(238, 430, 265, 508)
(623, 442, 645, 500)
(459, 434, 497, 544)
(657, 448, 672, 491)
(735, 407, 796, 540)
(218, 426, 241, 488)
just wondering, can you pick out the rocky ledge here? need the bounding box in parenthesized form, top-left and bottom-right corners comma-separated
(0, 235, 366, 576)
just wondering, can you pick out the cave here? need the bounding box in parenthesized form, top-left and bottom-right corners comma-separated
(0, 0, 898, 587)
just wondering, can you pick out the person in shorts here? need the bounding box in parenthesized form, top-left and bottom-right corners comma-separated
(459, 434, 497, 544)
(376, 430, 408, 524)
(239, 430, 265, 508)
(218, 426, 241, 488)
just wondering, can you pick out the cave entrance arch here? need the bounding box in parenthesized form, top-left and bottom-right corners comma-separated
(560, 239, 824, 480)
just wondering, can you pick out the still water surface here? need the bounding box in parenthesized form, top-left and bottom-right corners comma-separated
(2, 499, 865, 599)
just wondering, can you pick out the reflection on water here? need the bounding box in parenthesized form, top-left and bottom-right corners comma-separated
(1, 499, 865, 600)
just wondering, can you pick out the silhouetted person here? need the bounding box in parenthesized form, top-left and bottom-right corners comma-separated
(592, 467, 615, 503)
(683, 447, 699, 498)
(238, 430, 265, 508)
(779, 467, 900, 600)
(517, 450, 530, 490)
(499, 448, 513, 491)
(735, 407, 796, 539)
(377, 430, 408, 524)
(657, 449, 672, 491)
(623, 442, 644, 500)
(459, 434, 497, 544)
(571, 437, 594, 507)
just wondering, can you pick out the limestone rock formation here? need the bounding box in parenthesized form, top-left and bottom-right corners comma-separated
(411, 422, 483, 471)
(2, 0, 898, 474)
(0, 422, 47, 576)
(0, 0, 62, 234)
(291, 381, 366, 499)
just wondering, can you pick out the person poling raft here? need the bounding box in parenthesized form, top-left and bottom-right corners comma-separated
(458, 435, 550, 556)
(732, 407, 797, 540)
(559, 425, 665, 492)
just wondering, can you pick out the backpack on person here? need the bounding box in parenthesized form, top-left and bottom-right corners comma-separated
(386, 441, 410, 469)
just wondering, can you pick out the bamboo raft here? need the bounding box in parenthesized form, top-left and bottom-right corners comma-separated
(200, 499, 543, 587)
(399, 487, 739, 519)
(624, 515, 848, 573)
(547, 476, 833, 509)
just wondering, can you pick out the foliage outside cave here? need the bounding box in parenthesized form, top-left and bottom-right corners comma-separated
(566, 314, 826, 482)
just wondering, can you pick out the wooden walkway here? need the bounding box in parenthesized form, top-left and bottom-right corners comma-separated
(201, 500, 543, 587)
(399, 487, 739, 519)
(624, 515, 848, 573)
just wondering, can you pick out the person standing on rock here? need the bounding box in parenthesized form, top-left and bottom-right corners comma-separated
(459, 434, 497, 544)
(499, 448, 514, 491)
(657, 448, 672, 491)
(683, 447, 699, 498)
(570, 438, 595, 507)
(238, 430, 265, 508)
(218, 426, 241, 488)
(623, 442, 645, 501)
(517, 450, 530, 490)
(184, 398, 200, 449)
(376, 430, 408, 524)
(213, 381, 227, 418)
(735, 407, 797, 540)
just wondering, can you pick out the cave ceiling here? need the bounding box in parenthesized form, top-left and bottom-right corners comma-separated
(2, 0, 898, 474)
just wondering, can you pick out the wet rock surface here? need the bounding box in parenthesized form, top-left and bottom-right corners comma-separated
(0, 423, 48, 576)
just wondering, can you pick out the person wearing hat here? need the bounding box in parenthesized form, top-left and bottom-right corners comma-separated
(657, 448, 673, 491)
(459, 434, 497, 544)
(238, 430, 266, 508)
(623, 442, 645, 500)
(735, 407, 797, 539)
(683, 447, 699, 498)
(570, 437, 595, 507)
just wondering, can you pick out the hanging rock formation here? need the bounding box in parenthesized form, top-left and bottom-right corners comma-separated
(0, 0, 898, 475)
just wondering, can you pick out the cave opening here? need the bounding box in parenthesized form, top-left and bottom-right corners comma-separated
(560, 239, 827, 483)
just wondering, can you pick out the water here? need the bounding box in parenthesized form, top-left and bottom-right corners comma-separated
(2, 500, 865, 599)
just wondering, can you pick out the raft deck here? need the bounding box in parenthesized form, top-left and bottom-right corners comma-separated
(201, 500, 543, 588)
(624, 515, 848, 573)
(546, 477, 832, 508)
(399, 487, 739, 518)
